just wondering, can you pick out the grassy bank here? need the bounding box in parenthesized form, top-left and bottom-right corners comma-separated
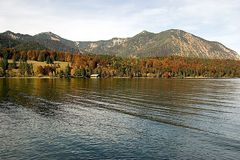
(1, 60, 70, 77)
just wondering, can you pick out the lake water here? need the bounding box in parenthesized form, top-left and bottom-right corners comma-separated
(0, 78, 240, 159)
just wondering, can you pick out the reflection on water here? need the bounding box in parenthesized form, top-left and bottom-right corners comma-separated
(0, 78, 240, 159)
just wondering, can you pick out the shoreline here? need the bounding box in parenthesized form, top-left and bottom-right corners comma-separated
(0, 76, 239, 79)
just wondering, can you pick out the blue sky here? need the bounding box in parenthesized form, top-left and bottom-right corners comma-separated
(0, 0, 239, 53)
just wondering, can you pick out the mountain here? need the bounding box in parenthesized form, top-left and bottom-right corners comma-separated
(0, 29, 239, 60)
(76, 29, 239, 59)
(0, 31, 46, 50)
(0, 31, 78, 52)
(33, 32, 77, 52)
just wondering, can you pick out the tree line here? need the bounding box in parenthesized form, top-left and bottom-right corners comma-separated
(0, 48, 240, 78)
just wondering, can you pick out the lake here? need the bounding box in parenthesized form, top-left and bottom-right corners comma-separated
(0, 78, 240, 159)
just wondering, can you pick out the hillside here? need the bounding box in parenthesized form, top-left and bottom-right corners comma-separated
(33, 32, 78, 52)
(0, 29, 239, 60)
(76, 29, 239, 59)
(0, 31, 78, 52)
(0, 31, 46, 50)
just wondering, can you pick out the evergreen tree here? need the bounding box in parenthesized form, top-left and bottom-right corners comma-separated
(19, 61, 33, 76)
(46, 56, 51, 64)
(12, 54, 17, 69)
(2, 53, 9, 71)
(0, 52, 9, 76)
(65, 64, 71, 78)
(80, 68, 86, 77)
(38, 53, 45, 62)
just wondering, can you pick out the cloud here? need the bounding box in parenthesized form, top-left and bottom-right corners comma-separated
(0, 0, 239, 53)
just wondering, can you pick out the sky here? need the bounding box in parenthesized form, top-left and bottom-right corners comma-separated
(0, 0, 239, 53)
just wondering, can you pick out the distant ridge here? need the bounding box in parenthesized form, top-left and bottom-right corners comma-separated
(0, 29, 239, 60)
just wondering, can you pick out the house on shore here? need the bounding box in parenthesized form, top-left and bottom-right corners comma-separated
(90, 74, 100, 78)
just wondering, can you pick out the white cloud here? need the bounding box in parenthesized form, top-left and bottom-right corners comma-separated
(0, 0, 239, 53)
